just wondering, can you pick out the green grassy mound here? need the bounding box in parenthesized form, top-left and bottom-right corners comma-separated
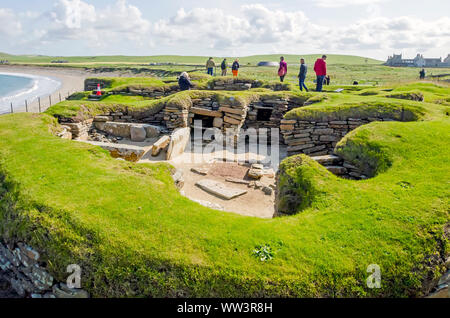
(0, 112, 448, 297)
(1, 82, 449, 297)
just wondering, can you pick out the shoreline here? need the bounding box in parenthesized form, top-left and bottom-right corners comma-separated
(0, 65, 89, 113)
(0, 65, 128, 113)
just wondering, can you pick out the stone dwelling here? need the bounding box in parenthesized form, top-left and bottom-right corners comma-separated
(385, 53, 450, 67)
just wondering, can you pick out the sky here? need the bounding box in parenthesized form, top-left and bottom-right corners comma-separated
(0, 0, 449, 60)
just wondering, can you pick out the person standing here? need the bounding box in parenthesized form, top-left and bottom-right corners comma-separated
(278, 56, 288, 82)
(221, 58, 228, 76)
(419, 68, 426, 80)
(232, 58, 240, 77)
(298, 58, 308, 92)
(314, 55, 327, 92)
(178, 72, 193, 91)
(206, 57, 216, 76)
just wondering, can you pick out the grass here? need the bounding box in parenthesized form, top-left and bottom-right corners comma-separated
(0, 79, 449, 297)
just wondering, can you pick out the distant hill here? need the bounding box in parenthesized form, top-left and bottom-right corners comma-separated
(0, 52, 383, 65)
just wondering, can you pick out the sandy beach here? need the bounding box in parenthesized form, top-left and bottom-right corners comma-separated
(0, 65, 123, 113)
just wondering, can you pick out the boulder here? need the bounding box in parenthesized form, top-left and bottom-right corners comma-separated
(130, 125, 147, 142)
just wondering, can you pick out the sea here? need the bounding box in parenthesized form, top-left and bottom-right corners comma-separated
(0, 73, 61, 114)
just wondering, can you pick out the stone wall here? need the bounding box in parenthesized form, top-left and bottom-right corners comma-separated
(0, 241, 89, 298)
(281, 117, 397, 157)
(208, 78, 262, 91)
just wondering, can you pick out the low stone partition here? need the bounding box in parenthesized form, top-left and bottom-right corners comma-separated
(0, 241, 89, 298)
(281, 117, 397, 157)
(207, 78, 262, 91)
(110, 85, 180, 98)
(93, 118, 161, 142)
(81, 141, 147, 162)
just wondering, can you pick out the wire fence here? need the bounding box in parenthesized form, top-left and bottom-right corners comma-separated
(0, 88, 78, 116)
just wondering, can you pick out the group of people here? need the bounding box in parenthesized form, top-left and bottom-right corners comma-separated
(179, 55, 332, 92)
(206, 57, 241, 77)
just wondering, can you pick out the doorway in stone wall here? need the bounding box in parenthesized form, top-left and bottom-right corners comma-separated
(192, 114, 215, 130)
(256, 108, 273, 121)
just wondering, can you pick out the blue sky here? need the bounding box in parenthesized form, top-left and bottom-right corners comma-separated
(0, 0, 449, 60)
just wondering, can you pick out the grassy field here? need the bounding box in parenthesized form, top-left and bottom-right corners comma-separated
(0, 52, 382, 65)
(2, 52, 450, 86)
(0, 78, 448, 297)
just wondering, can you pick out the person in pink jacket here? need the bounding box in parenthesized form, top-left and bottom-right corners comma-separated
(278, 56, 288, 82)
(314, 55, 327, 92)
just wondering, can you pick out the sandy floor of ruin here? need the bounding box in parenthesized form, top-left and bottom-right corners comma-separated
(138, 140, 286, 219)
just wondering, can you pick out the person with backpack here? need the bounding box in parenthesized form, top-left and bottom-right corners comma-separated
(178, 72, 193, 91)
(221, 59, 228, 76)
(206, 57, 216, 76)
(278, 56, 288, 82)
(314, 55, 327, 92)
(232, 59, 240, 77)
(298, 58, 309, 92)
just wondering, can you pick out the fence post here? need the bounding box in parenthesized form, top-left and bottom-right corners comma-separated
(10, 102, 13, 114)
(38, 97, 41, 113)
(49, 95, 52, 106)
(59, 92, 62, 102)
(25, 100, 28, 112)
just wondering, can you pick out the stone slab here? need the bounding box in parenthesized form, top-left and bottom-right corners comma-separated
(196, 179, 247, 200)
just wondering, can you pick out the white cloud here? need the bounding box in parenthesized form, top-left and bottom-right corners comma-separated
(0, 1, 449, 59)
(0, 8, 22, 37)
(314, 0, 386, 8)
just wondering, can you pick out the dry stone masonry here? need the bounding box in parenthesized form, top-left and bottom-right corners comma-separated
(281, 117, 398, 157)
(0, 241, 89, 298)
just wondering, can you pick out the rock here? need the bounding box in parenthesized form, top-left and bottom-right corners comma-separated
(251, 164, 264, 170)
(130, 125, 147, 142)
(311, 155, 342, 166)
(166, 128, 190, 160)
(94, 116, 109, 122)
(172, 169, 184, 189)
(326, 166, 347, 175)
(225, 177, 250, 185)
(52, 283, 89, 299)
(262, 169, 275, 178)
(248, 169, 264, 180)
(438, 270, 450, 285)
(80, 140, 146, 162)
(254, 181, 263, 189)
(190, 198, 224, 210)
(191, 168, 208, 176)
(213, 117, 224, 128)
(152, 136, 171, 157)
(262, 186, 273, 195)
(144, 125, 161, 138)
(196, 179, 247, 200)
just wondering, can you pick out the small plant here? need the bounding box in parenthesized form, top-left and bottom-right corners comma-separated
(253, 244, 274, 262)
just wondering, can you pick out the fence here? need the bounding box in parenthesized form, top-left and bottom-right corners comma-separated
(0, 88, 78, 116)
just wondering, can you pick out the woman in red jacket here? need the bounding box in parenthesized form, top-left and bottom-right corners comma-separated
(314, 55, 327, 92)
(278, 56, 288, 82)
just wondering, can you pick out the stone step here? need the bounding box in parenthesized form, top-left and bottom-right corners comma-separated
(311, 155, 342, 166)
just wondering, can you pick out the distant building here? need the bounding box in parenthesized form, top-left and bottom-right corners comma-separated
(385, 53, 450, 68)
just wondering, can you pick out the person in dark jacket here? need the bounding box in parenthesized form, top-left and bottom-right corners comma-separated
(232, 59, 240, 77)
(298, 58, 308, 92)
(221, 59, 228, 76)
(419, 68, 426, 80)
(178, 72, 193, 91)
